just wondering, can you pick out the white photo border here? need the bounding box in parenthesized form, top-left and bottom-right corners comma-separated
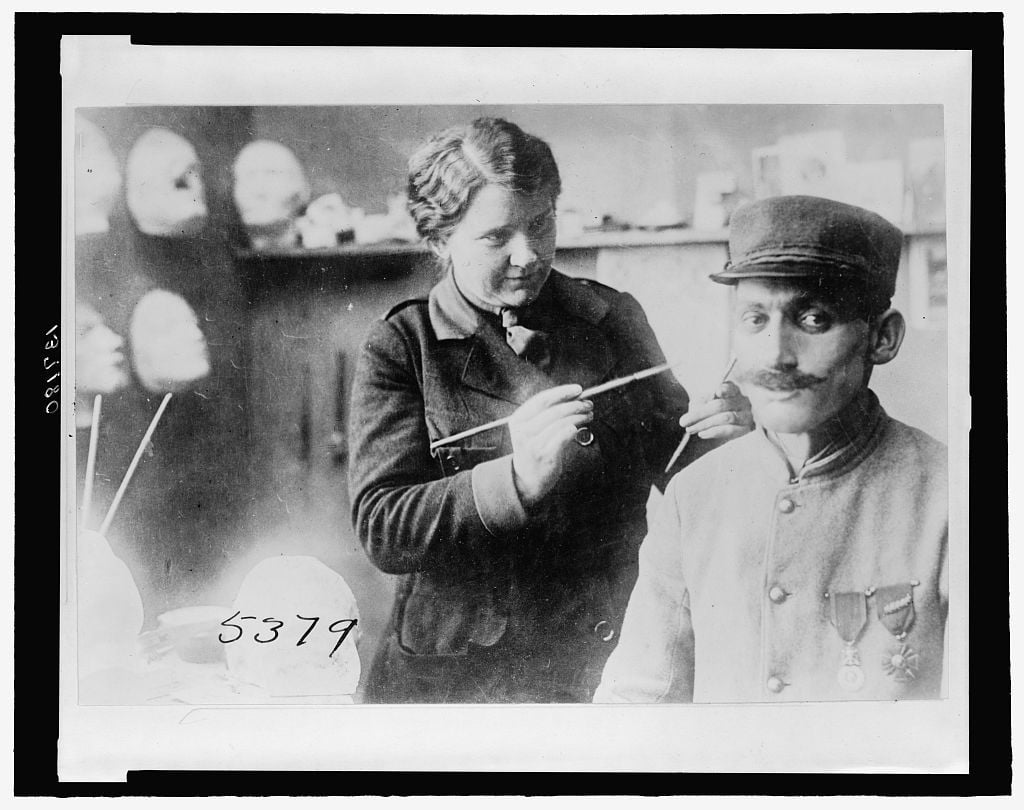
(57, 38, 972, 780)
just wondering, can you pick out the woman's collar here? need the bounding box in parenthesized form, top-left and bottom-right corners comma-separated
(428, 268, 611, 340)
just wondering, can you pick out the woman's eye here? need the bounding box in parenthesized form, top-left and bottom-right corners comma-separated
(481, 232, 509, 246)
(530, 215, 553, 233)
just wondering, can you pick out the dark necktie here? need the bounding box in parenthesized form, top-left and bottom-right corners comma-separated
(501, 307, 551, 370)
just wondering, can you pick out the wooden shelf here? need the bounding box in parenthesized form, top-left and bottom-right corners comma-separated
(233, 227, 946, 263)
(232, 229, 733, 263)
(234, 240, 427, 261)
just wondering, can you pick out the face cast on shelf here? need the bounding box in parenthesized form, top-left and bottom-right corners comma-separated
(232, 139, 311, 250)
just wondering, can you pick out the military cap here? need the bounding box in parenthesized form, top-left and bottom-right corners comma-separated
(712, 195, 904, 300)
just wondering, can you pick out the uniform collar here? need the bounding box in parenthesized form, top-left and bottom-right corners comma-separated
(761, 388, 887, 483)
(428, 268, 610, 340)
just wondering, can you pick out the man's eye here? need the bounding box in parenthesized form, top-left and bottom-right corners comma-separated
(799, 310, 832, 330)
(481, 232, 509, 246)
(739, 311, 767, 330)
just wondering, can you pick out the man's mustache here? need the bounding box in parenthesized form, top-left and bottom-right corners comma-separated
(743, 368, 826, 392)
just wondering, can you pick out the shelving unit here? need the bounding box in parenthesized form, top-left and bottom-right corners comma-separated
(233, 224, 945, 267)
(233, 240, 427, 262)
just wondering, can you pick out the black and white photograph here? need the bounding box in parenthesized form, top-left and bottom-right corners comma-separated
(43, 30, 988, 783)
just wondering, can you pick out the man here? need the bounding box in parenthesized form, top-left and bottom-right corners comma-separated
(594, 195, 948, 703)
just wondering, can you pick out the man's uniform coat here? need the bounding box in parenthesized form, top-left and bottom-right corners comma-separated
(595, 391, 948, 703)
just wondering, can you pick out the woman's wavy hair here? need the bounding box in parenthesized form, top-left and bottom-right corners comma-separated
(407, 118, 561, 260)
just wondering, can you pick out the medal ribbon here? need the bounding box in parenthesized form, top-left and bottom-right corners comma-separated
(874, 582, 917, 638)
(829, 591, 868, 644)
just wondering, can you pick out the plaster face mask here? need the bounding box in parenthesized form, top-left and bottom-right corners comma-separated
(232, 140, 311, 249)
(76, 302, 130, 396)
(129, 289, 211, 393)
(75, 115, 122, 236)
(125, 128, 208, 237)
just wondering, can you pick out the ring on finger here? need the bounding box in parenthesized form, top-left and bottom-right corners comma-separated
(574, 426, 595, 447)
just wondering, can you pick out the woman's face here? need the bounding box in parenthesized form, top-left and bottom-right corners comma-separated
(441, 184, 557, 310)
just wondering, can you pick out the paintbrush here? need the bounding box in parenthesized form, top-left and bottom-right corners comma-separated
(429, 361, 677, 452)
(663, 355, 738, 473)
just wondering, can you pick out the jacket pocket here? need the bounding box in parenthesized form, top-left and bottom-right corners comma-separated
(395, 573, 509, 655)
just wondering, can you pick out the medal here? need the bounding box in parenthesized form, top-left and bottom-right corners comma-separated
(828, 590, 869, 692)
(876, 582, 920, 682)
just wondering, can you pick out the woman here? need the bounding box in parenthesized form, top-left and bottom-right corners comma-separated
(348, 117, 751, 703)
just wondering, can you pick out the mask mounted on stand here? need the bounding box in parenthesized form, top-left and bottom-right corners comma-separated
(129, 289, 211, 394)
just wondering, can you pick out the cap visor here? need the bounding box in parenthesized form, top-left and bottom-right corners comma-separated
(710, 262, 830, 285)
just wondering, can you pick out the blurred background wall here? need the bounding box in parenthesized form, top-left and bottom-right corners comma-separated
(251, 104, 944, 228)
(74, 104, 948, 695)
(75, 106, 255, 623)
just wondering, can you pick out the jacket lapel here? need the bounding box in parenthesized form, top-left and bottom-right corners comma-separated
(459, 329, 552, 406)
(547, 322, 616, 390)
(428, 268, 618, 406)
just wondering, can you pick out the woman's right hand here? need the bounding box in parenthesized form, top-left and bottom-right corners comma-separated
(508, 384, 594, 509)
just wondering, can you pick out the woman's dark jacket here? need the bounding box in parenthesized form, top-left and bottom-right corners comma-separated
(348, 269, 709, 703)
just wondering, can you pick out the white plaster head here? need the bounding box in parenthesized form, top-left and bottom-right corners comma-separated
(76, 301, 130, 397)
(225, 555, 361, 701)
(77, 529, 145, 679)
(125, 128, 208, 237)
(129, 289, 211, 393)
(232, 140, 311, 249)
(75, 115, 122, 236)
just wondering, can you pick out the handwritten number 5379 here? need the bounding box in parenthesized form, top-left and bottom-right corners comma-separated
(218, 611, 358, 657)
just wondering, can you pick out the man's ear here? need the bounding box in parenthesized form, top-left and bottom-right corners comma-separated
(867, 309, 906, 366)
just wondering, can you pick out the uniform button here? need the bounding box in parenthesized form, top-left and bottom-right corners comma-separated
(777, 498, 795, 514)
(593, 620, 616, 642)
(768, 585, 787, 604)
(766, 676, 786, 694)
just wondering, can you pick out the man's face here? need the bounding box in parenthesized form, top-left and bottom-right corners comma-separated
(732, 277, 872, 435)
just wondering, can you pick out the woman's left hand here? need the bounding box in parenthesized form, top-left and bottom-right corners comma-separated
(678, 380, 754, 441)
